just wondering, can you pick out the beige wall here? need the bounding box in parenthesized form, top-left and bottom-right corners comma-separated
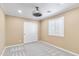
(0, 8, 5, 55)
(6, 16, 23, 46)
(6, 16, 40, 46)
(40, 8, 79, 54)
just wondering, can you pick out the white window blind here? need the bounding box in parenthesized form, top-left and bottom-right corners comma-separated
(48, 16, 64, 37)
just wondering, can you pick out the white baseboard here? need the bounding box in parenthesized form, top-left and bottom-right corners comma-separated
(40, 41, 79, 56)
(6, 41, 38, 48)
(1, 47, 7, 56)
(6, 43, 24, 48)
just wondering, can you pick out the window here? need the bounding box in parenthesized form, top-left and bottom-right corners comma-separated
(48, 16, 64, 37)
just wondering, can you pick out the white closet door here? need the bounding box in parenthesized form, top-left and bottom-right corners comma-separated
(24, 22, 38, 43)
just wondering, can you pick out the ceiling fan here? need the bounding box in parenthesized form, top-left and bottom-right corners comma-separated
(33, 7, 42, 17)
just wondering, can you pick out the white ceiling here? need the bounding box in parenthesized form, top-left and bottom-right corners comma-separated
(0, 3, 79, 20)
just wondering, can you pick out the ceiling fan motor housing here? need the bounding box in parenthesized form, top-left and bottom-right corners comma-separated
(33, 12, 42, 17)
(33, 7, 42, 17)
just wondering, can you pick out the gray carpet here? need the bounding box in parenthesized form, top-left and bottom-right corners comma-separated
(3, 41, 75, 56)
